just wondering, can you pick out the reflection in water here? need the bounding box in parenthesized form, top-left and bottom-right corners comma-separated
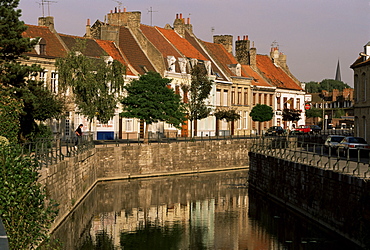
(51, 170, 361, 250)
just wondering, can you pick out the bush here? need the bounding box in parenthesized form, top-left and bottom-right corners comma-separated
(0, 144, 58, 249)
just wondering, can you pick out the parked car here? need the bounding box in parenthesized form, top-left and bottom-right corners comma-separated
(310, 125, 322, 133)
(292, 125, 311, 134)
(324, 135, 345, 154)
(337, 137, 370, 157)
(265, 126, 285, 136)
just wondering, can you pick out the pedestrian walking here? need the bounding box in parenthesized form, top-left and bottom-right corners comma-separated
(75, 124, 83, 147)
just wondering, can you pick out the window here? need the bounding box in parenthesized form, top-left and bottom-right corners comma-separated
(243, 111, 248, 129)
(237, 88, 242, 105)
(296, 98, 300, 111)
(253, 93, 256, 105)
(216, 89, 221, 106)
(231, 88, 235, 105)
(223, 90, 228, 106)
(244, 88, 248, 105)
(277, 97, 281, 110)
(237, 111, 242, 129)
(126, 119, 133, 132)
(40, 71, 47, 87)
(65, 119, 70, 136)
(50, 72, 58, 93)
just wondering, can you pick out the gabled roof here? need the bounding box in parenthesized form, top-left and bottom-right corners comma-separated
(241, 65, 271, 87)
(58, 34, 106, 58)
(156, 27, 207, 61)
(140, 24, 183, 72)
(23, 25, 66, 58)
(118, 26, 156, 75)
(256, 55, 303, 91)
(202, 41, 237, 77)
(95, 39, 135, 76)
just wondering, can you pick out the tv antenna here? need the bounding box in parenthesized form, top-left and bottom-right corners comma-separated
(112, 0, 123, 10)
(147, 7, 158, 26)
(37, 0, 57, 17)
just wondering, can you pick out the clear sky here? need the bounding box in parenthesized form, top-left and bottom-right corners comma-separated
(18, 0, 370, 87)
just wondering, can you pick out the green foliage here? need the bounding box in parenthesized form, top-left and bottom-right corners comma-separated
(0, 0, 64, 141)
(0, 87, 22, 143)
(0, 143, 58, 249)
(120, 72, 186, 139)
(304, 79, 351, 93)
(282, 108, 301, 122)
(305, 107, 322, 118)
(334, 108, 345, 118)
(182, 65, 213, 122)
(56, 40, 126, 124)
(214, 109, 241, 123)
(249, 104, 273, 122)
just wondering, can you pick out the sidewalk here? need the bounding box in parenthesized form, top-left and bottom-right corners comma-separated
(0, 218, 9, 250)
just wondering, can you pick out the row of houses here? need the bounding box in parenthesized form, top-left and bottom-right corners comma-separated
(22, 8, 306, 140)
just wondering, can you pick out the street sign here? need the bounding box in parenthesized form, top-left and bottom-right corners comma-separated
(304, 103, 310, 110)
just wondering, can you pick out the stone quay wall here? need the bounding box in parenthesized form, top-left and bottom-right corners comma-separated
(248, 152, 370, 248)
(40, 139, 251, 232)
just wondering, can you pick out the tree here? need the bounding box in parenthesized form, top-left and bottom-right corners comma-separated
(305, 107, 322, 119)
(0, 143, 58, 249)
(249, 104, 274, 134)
(181, 65, 213, 137)
(56, 40, 126, 125)
(304, 79, 351, 93)
(214, 108, 241, 135)
(0, 0, 64, 141)
(120, 72, 186, 143)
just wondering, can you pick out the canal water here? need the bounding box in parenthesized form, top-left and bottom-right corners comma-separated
(51, 170, 362, 250)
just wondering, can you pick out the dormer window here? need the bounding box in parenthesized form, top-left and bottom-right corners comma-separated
(33, 38, 46, 55)
(167, 56, 176, 72)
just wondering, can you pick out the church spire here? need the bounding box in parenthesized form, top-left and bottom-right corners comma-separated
(335, 59, 341, 82)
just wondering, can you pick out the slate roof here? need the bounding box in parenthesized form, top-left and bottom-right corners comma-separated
(118, 26, 156, 75)
(58, 34, 107, 58)
(23, 25, 67, 58)
(95, 39, 135, 76)
(256, 55, 303, 91)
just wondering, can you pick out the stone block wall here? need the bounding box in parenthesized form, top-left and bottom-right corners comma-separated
(42, 139, 251, 232)
(248, 152, 370, 248)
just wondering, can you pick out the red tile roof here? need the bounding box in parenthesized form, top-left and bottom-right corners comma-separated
(256, 55, 303, 90)
(23, 25, 67, 58)
(156, 27, 207, 61)
(118, 26, 156, 75)
(202, 41, 236, 77)
(241, 65, 271, 87)
(140, 25, 182, 58)
(95, 39, 135, 76)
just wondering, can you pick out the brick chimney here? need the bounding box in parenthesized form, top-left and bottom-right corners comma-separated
(213, 35, 233, 54)
(235, 35, 251, 65)
(85, 19, 91, 38)
(173, 13, 186, 37)
(107, 10, 141, 28)
(38, 16, 55, 31)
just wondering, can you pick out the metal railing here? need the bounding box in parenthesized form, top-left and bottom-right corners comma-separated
(22, 134, 94, 168)
(250, 137, 370, 178)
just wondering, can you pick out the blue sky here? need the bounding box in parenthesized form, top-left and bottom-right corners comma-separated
(18, 0, 370, 87)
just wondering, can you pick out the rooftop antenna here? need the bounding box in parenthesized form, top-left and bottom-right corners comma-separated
(211, 27, 215, 40)
(112, 0, 123, 10)
(271, 40, 279, 48)
(147, 7, 158, 26)
(37, 0, 57, 17)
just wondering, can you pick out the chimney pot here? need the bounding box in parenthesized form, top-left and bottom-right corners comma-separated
(245, 35, 248, 40)
(176, 14, 179, 19)
(180, 13, 183, 19)
(87, 19, 90, 26)
(187, 18, 190, 24)
(237, 36, 240, 41)
(124, 7, 126, 12)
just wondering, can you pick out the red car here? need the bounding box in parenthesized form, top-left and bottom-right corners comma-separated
(292, 125, 311, 134)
